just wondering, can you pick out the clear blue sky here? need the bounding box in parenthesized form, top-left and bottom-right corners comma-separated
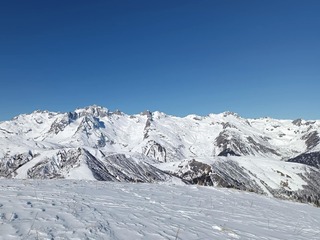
(1, 0, 319, 120)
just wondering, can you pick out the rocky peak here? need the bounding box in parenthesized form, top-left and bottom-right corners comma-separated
(292, 118, 303, 126)
(222, 111, 240, 118)
(112, 109, 123, 116)
(76, 105, 109, 118)
(141, 110, 153, 120)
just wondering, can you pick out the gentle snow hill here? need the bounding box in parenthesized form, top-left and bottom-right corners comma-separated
(0, 105, 320, 206)
(0, 180, 320, 240)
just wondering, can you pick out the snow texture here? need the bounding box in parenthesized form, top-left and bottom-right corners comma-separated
(0, 180, 320, 240)
(1, 105, 320, 163)
(0, 106, 320, 205)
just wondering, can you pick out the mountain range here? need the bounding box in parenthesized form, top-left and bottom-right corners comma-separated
(1, 105, 319, 206)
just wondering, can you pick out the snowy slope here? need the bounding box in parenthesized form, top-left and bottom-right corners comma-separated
(0, 180, 320, 240)
(1, 105, 320, 163)
(156, 156, 320, 206)
(0, 105, 320, 205)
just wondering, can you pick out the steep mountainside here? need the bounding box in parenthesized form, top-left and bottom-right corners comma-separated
(287, 151, 320, 169)
(157, 156, 320, 206)
(1, 105, 319, 162)
(0, 105, 320, 205)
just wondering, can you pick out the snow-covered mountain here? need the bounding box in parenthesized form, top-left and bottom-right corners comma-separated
(1, 105, 320, 160)
(0, 105, 320, 205)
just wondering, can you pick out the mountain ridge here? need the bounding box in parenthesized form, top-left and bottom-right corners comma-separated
(1, 105, 320, 206)
(1, 105, 320, 161)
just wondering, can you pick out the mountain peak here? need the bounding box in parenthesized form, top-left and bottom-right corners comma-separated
(221, 111, 241, 118)
(75, 105, 109, 118)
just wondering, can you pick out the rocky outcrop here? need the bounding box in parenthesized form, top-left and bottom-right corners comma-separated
(0, 152, 34, 178)
(48, 114, 73, 134)
(84, 151, 169, 182)
(218, 148, 240, 157)
(164, 158, 320, 206)
(287, 151, 320, 169)
(27, 148, 82, 179)
(210, 160, 265, 194)
(215, 131, 279, 157)
(171, 159, 213, 185)
(143, 140, 166, 162)
(301, 131, 320, 150)
(2, 105, 320, 206)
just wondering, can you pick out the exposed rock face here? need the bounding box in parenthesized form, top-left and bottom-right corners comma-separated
(287, 151, 320, 169)
(215, 130, 249, 155)
(171, 159, 213, 185)
(218, 148, 240, 157)
(170, 159, 264, 193)
(85, 152, 169, 182)
(215, 130, 279, 157)
(141, 110, 153, 120)
(0, 152, 34, 178)
(97, 133, 107, 148)
(49, 115, 72, 134)
(264, 169, 320, 207)
(78, 105, 109, 118)
(2, 105, 320, 162)
(215, 130, 231, 151)
(143, 140, 166, 162)
(301, 131, 320, 150)
(1, 105, 320, 206)
(292, 118, 303, 126)
(143, 119, 152, 139)
(76, 116, 105, 134)
(246, 136, 280, 156)
(164, 158, 320, 206)
(27, 148, 82, 179)
(210, 160, 265, 194)
(5, 148, 170, 183)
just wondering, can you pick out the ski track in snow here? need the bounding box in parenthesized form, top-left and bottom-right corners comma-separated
(0, 180, 320, 240)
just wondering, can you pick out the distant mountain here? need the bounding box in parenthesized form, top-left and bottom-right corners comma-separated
(0, 105, 320, 206)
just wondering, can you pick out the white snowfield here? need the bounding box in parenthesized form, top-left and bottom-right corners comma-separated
(0, 180, 320, 240)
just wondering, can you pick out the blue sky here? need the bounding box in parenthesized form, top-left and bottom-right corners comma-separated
(0, 0, 319, 120)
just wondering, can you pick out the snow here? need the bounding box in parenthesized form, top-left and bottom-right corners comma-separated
(66, 159, 96, 180)
(0, 106, 319, 229)
(233, 156, 307, 191)
(1, 105, 320, 164)
(156, 156, 309, 193)
(0, 180, 319, 240)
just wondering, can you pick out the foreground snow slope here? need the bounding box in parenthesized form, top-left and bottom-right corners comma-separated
(0, 180, 320, 240)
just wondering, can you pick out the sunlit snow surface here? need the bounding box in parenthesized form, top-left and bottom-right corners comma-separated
(0, 180, 319, 240)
